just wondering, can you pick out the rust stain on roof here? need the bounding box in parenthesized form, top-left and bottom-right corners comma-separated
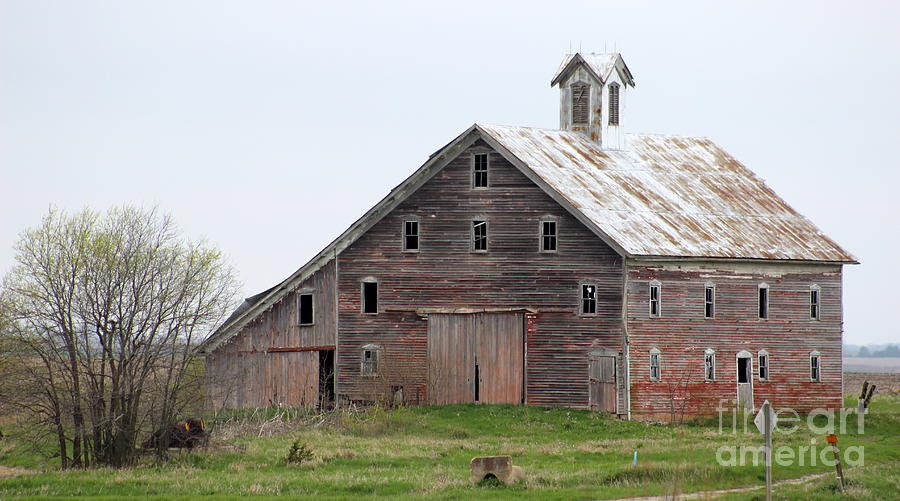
(478, 125, 856, 263)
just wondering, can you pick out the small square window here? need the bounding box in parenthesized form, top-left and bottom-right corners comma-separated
(581, 283, 597, 315)
(472, 220, 488, 252)
(298, 293, 314, 325)
(473, 153, 488, 188)
(361, 345, 379, 376)
(541, 219, 557, 252)
(403, 219, 419, 251)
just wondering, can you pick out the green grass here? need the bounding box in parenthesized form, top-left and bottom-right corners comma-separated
(1, 395, 898, 500)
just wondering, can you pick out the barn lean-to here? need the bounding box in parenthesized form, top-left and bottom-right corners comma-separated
(200, 53, 855, 419)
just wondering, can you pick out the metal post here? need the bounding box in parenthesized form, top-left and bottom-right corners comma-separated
(764, 401, 772, 501)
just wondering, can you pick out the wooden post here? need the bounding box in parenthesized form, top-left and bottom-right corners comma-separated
(826, 434, 845, 491)
(763, 401, 772, 501)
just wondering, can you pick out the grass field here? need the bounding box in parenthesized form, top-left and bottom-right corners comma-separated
(1, 394, 898, 500)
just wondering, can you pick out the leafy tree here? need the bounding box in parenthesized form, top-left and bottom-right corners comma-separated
(858, 346, 871, 357)
(0, 206, 239, 467)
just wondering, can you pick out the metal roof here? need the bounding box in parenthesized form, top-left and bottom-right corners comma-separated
(479, 125, 855, 263)
(550, 53, 635, 87)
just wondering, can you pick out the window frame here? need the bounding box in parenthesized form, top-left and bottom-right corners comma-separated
(570, 81, 591, 126)
(704, 282, 715, 319)
(704, 349, 716, 381)
(649, 347, 661, 381)
(810, 350, 821, 382)
(649, 280, 661, 318)
(361, 343, 381, 377)
(579, 280, 598, 316)
(472, 152, 489, 189)
(471, 219, 488, 253)
(758, 349, 769, 381)
(758, 282, 769, 320)
(361, 278, 378, 315)
(402, 216, 420, 252)
(297, 290, 315, 326)
(608, 82, 620, 126)
(810, 284, 821, 320)
(539, 216, 558, 253)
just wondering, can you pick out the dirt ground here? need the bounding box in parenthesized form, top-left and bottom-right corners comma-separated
(0, 465, 33, 478)
(843, 371, 900, 396)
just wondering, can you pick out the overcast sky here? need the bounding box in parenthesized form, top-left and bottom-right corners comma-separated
(1, 1, 897, 345)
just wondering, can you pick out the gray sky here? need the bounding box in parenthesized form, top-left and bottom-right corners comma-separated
(1, 1, 897, 345)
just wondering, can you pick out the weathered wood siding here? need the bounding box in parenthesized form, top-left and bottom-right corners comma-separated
(206, 259, 337, 409)
(626, 261, 843, 419)
(337, 141, 624, 408)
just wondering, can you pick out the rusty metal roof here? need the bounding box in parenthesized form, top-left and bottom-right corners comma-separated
(479, 125, 855, 263)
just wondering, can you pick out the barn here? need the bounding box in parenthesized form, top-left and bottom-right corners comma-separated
(200, 53, 856, 419)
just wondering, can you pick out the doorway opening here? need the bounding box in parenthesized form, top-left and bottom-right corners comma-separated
(318, 350, 335, 410)
(736, 352, 753, 410)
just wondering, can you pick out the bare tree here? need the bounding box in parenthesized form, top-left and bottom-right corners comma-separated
(0, 206, 239, 467)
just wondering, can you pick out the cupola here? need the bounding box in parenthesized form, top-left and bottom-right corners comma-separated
(550, 53, 635, 149)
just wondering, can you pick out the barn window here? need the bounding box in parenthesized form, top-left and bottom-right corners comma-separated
(540, 217, 557, 252)
(758, 283, 769, 319)
(472, 220, 488, 252)
(473, 153, 489, 188)
(298, 293, 314, 325)
(608, 82, 620, 126)
(403, 218, 419, 251)
(571, 82, 590, 125)
(580, 282, 597, 315)
(704, 282, 715, 318)
(649, 348, 661, 381)
(362, 280, 378, 314)
(810, 351, 821, 382)
(704, 349, 716, 381)
(810, 284, 820, 320)
(758, 350, 769, 381)
(649, 281, 661, 317)
(361, 344, 380, 376)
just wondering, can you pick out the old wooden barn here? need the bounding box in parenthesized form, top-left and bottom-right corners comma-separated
(200, 53, 856, 419)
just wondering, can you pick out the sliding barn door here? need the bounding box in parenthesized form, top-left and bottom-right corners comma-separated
(427, 314, 475, 405)
(427, 313, 524, 405)
(475, 313, 524, 404)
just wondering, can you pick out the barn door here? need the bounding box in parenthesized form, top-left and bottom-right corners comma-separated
(475, 313, 524, 404)
(589, 352, 617, 413)
(427, 314, 475, 404)
(736, 351, 754, 410)
(427, 313, 524, 405)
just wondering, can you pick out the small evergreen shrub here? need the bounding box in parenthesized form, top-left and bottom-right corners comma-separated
(285, 440, 313, 465)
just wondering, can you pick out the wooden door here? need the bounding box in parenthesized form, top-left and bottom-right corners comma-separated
(475, 313, 524, 404)
(589, 356, 616, 412)
(427, 314, 475, 404)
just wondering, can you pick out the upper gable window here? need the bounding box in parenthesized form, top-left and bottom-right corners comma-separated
(403, 218, 419, 252)
(298, 293, 314, 326)
(571, 82, 590, 125)
(758, 283, 769, 319)
(810, 284, 821, 320)
(472, 220, 488, 252)
(362, 280, 378, 314)
(649, 281, 661, 317)
(540, 217, 557, 252)
(473, 153, 489, 189)
(608, 82, 620, 126)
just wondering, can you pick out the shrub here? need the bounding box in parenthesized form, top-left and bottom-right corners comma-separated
(285, 440, 313, 465)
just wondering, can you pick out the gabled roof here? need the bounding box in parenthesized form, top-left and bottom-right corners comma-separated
(201, 124, 855, 352)
(550, 53, 635, 87)
(479, 125, 855, 263)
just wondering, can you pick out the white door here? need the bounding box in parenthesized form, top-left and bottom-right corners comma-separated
(736, 353, 753, 409)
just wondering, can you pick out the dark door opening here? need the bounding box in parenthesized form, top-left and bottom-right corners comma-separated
(318, 350, 335, 410)
(474, 361, 480, 403)
(738, 357, 750, 384)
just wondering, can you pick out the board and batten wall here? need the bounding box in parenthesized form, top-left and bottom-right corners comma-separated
(336, 140, 625, 409)
(205, 259, 337, 409)
(626, 260, 843, 419)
